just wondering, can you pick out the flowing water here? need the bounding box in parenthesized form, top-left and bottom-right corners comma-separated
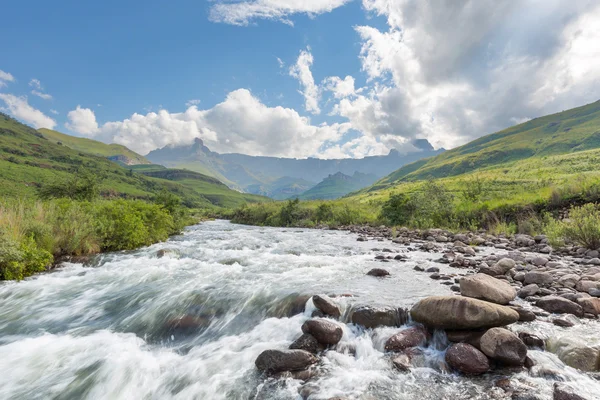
(1, 220, 599, 400)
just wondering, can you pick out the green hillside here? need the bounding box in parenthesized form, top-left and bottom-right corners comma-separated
(298, 172, 378, 200)
(375, 100, 600, 188)
(39, 128, 150, 165)
(0, 113, 265, 208)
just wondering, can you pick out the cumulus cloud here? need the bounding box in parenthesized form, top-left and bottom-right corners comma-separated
(290, 48, 321, 114)
(209, 0, 352, 26)
(69, 89, 351, 157)
(0, 70, 15, 87)
(65, 106, 99, 135)
(0, 94, 56, 129)
(346, 0, 600, 150)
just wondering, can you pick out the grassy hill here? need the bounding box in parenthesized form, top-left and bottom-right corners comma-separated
(298, 172, 378, 200)
(0, 113, 266, 208)
(39, 128, 150, 165)
(374, 100, 600, 188)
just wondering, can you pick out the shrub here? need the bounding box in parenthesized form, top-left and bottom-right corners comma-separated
(380, 193, 414, 225)
(279, 198, 301, 226)
(552, 204, 600, 249)
(38, 169, 101, 201)
(315, 203, 334, 223)
(0, 234, 52, 280)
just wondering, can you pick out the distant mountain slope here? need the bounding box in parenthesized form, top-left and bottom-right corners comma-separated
(0, 113, 265, 208)
(245, 176, 316, 200)
(298, 172, 378, 200)
(374, 99, 600, 189)
(39, 128, 150, 165)
(146, 138, 444, 196)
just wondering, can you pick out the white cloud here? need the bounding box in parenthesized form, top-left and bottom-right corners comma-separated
(0, 69, 15, 87)
(65, 106, 99, 135)
(185, 99, 201, 107)
(289, 48, 321, 114)
(323, 75, 357, 99)
(50, 109, 59, 115)
(72, 89, 351, 157)
(31, 90, 53, 100)
(209, 0, 352, 26)
(0, 94, 56, 129)
(276, 57, 285, 68)
(28, 78, 53, 100)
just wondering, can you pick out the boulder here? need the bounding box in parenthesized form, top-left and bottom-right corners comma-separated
(518, 332, 545, 349)
(577, 297, 600, 316)
(524, 271, 554, 285)
(385, 325, 429, 352)
(445, 343, 490, 375)
(366, 268, 390, 277)
(255, 349, 318, 373)
(459, 273, 516, 305)
(531, 257, 549, 266)
(576, 280, 600, 293)
(509, 306, 537, 322)
(480, 258, 515, 276)
(445, 330, 485, 348)
(312, 295, 341, 318)
(410, 296, 519, 330)
(289, 334, 323, 354)
(547, 336, 600, 371)
(518, 284, 540, 298)
(301, 319, 343, 345)
(558, 274, 581, 289)
(480, 328, 528, 366)
(350, 306, 408, 329)
(553, 383, 588, 400)
(536, 296, 584, 317)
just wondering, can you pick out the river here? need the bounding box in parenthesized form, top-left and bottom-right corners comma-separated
(1, 220, 599, 399)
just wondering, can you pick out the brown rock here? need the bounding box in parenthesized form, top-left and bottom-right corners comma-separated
(480, 327, 527, 366)
(350, 306, 408, 329)
(290, 333, 323, 354)
(312, 295, 341, 318)
(445, 343, 490, 375)
(385, 325, 429, 352)
(367, 268, 390, 277)
(302, 319, 343, 345)
(553, 383, 588, 400)
(577, 297, 600, 316)
(255, 349, 318, 373)
(536, 296, 584, 317)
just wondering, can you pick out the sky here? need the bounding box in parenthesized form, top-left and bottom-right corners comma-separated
(1, 0, 600, 159)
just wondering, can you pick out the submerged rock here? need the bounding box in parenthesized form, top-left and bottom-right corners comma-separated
(459, 273, 516, 305)
(312, 295, 341, 318)
(350, 306, 408, 329)
(301, 319, 343, 345)
(445, 343, 490, 375)
(410, 296, 519, 330)
(480, 328, 527, 366)
(367, 268, 390, 277)
(553, 383, 589, 400)
(255, 349, 318, 374)
(290, 333, 323, 354)
(384, 325, 429, 352)
(547, 336, 600, 371)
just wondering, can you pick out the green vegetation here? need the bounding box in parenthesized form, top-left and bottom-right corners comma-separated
(545, 204, 600, 249)
(39, 128, 150, 165)
(298, 172, 377, 200)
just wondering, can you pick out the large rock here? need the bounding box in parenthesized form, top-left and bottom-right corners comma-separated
(255, 349, 318, 373)
(445, 343, 490, 375)
(480, 328, 528, 366)
(480, 258, 516, 276)
(553, 383, 589, 400)
(385, 325, 429, 352)
(350, 306, 408, 329)
(312, 295, 341, 318)
(289, 334, 322, 354)
(524, 271, 554, 285)
(547, 336, 600, 371)
(518, 284, 540, 298)
(460, 273, 516, 305)
(536, 296, 584, 317)
(301, 319, 343, 345)
(367, 268, 390, 277)
(445, 330, 485, 348)
(577, 297, 600, 316)
(410, 296, 519, 330)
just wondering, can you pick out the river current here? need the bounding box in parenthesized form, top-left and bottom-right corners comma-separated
(1, 220, 599, 399)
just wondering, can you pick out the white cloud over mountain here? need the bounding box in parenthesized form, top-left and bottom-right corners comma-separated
(0, 94, 56, 129)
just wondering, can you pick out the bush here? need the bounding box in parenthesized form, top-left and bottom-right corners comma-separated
(548, 204, 600, 249)
(279, 198, 301, 226)
(380, 193, 414, 225)
(0, 234, 52, 280)
(315, 203, 334, 223)
(38, 169, 101, 201)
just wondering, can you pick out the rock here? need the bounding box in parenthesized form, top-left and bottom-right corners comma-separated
(524, 271, 554, 285)
(576, 280, 600, 293)
(558, 274, 581, 289)
(553, 318, 574, 327)
(410, 296, 520, 330)
(480, 328, 527, 366)
(553, 383, 588, 400)
(255, 349, 318, 373)
(480, 258, 515, 276)
(460, 273, 516, 305)
(366, 268, 390, 277)
(312, 295, 341, 318)
(270, 294, 310, 318)
(509, 306, 537, 322)
(518, 284, 540, 298)
(531, 257, 549, 266)
(385, 325, 429, 352)
(577, 297, 600, 315)
(301, 319, 343, 345)
(518, 332, 545, 349)
(350, 306, 408, 329)
(445, 330, 485, 348)
(547, 336, 600, 371)
(414, 266, 425, 272)
(391, 353, 412, 371)
(290, 334, 323, 354)
(426, 267, 440, 273)
(536, 296, 584, 317)
(445, 343, 490, 375)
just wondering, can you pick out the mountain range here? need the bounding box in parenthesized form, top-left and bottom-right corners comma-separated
(146, 138, 443, 199)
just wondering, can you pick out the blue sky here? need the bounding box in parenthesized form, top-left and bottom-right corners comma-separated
(1, 1, 600, 158)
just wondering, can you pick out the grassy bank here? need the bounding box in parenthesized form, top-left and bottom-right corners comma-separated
(0, 196, 195, 281)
